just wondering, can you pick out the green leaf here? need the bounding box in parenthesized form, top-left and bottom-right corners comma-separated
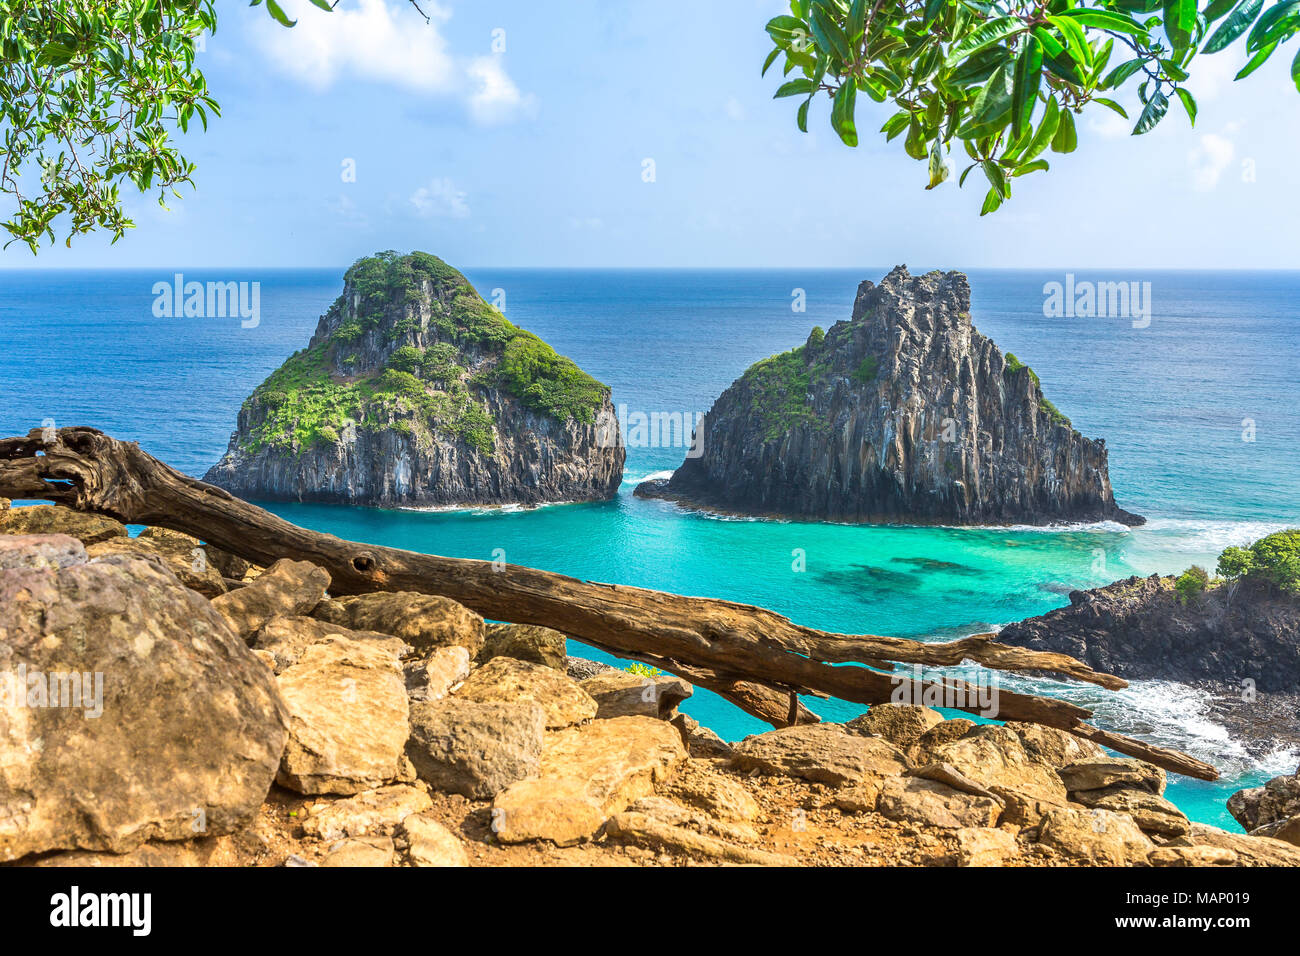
(980, 186, 1004, 215)
(944, 17, 1024, 67)
(1247, 0, 1300, 51)
(1012, 37, 1043, 141)
(1051, 108, 1078, 153)
(1021, 96, 1061, 161)
(1046, 15, 1094, 71)
(1102, 58, 1145, 88)
(762, 47, 782, 76)
(775, 78, 816, 97)
(1058, 9, 1149, 35)
(1236, 38, 1279, 75)
(1174, 86, 1198, 125)
(797, 97, 811, 132)
(810, 4, 854, 63)
(1163, 0, 1198, 54)
(904, 115, 929, 159)
(1293, 45, 1300, 90)
(958, 63, 1015, 138)
(927, 142, 950, 189)
(265, 0, 298, 27)
(1204, 0, 1264, 51)
(1132, 90, 1169, 133)
(1094, 97, 1130, 118)
(1012, 159, 1050, 176)
(982, 160, 1009, 199)
(766, 15, 807, 41)
(831, 77, 858, 146)
(308, 0, 335, 10)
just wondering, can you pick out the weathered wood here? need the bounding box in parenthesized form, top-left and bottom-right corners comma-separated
(0, 427, 1218, 780)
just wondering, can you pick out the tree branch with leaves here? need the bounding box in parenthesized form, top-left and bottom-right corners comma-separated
(764, 0, 1299, 213)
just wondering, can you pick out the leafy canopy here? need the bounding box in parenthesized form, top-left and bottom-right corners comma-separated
(0, 0, 418, 252)
(764, 0, 1300, 214)
(1216, 529, 1300, 592)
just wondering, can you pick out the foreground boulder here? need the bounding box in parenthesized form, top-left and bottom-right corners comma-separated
(406, 698, 545, 798)
(276, 636, 410, 795)
(0, 533, 86, 571)
(455, 656, 596, 729)
(0, 556, 288, 861)
(1036, 807, 1153, 865)
(492, 716, 686, 845)
(731, 724, 909, 787)
(211, 559, 330, 638)
(844, 703, 942, 748)
(579, 669, 693, 721)
(1227, 768, 1300, 835)
(86, 535, 228, 598)
(253, 615, 409, 674)
(315, 591, 484, 657)
(479, 622, 567, 671)
(0, 504, 127, 545)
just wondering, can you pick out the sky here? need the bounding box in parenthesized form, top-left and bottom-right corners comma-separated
(3, 0, 1299, 270)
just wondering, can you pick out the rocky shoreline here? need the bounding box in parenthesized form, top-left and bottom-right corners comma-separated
(639, 267, 1143, 527)
(3, 500, 1297, 867)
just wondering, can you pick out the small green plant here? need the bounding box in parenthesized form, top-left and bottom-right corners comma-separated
(851, 354, 879, 384)
(1174, 565, 1210, 604)
(625, 662, 662, 678)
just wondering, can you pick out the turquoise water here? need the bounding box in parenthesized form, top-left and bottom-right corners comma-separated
(3, 266, 1299, 829)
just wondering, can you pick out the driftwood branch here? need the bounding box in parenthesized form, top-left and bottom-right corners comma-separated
(0, 428, 1218, 781)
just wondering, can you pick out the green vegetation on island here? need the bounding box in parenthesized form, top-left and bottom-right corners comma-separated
(1168, 530, 1300, 604)
(241, 252, 608, 457)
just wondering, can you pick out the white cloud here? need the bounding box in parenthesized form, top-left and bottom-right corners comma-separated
(1188, 133, 1236, 191)
(409, 177, 470, 218)
(724, 96, 745, 121)
(1087, 107, 1131, 139)
(466, 55, 537, 125)
(250, 0, 533, 123)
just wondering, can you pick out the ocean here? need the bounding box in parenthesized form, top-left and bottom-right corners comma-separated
(3, 265, 1298, 829)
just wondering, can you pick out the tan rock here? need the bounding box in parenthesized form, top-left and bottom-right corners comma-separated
(406, 698, 544, 798)
(492, 716, 686, 845)
(955, 826, 1019, 866)
(254, 615, 409, 674)
(1071, 785, 1189, 838)
(87, 535, 229, 598)
(0, 503, 126, 545)
(1004, 722, 1105, 769)
(1148, 846, 1239, 867)
(580, 669, 693, 721)
(456, 656, 596, 730)
(0, 556, 287, 862)
(1036, 807, 1154, 865)
(603, 811, 794, 866)
(400, 813, 469, 867)
(29, 836, 243, 867)
(876, 777, 1001, 830)
(405, 646, 472, 701)
(664, 764, 760, 822)
(909, 718, 976, 762)
(730, 724, 909, 787)
(276, 636, 410, 795)
(322, 836, 394, 867)
(314, 592, 484, 656)
(1059, 757, 1165, 796)
(1227, 770, 1300, 831)
(1183, 823, 1300, 866)
(0, 533, 86, 570)
(300, 785, 433, 841)
(930, 725, 1067, 805)
(137, 526, 249, 580)
(479, 622, 567, 670)
(1255, 815, 1300, 846)
(211, 558, 330, 638)
(844, 703, 943, 747)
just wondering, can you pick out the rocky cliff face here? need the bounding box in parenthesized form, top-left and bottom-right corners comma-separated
(205, 252, 624, 507)
(637, 266, 1141, 525)
(998, 574, 1300, 694)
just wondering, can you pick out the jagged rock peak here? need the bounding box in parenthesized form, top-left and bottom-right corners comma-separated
(204, 251, 624, 507)
(637, 265, 1142, 527)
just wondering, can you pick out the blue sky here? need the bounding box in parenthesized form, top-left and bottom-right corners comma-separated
(4, 0, 1300, 269)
